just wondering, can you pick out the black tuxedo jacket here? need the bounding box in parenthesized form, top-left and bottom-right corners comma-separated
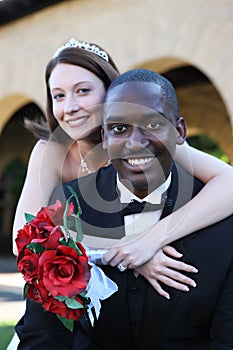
(16, 164, 233, 350)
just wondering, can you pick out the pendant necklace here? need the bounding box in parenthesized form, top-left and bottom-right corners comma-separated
(78, 148, 94, 174)
(78, 146, 111, 175)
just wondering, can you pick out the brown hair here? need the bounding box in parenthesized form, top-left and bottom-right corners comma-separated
(25, 43, 119, 142)
(45, 44, 119, 135)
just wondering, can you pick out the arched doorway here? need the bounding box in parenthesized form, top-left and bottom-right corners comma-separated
(139, 59, 232, 163)
(0, 102, 45, 255)
(164, 65, 232, 163)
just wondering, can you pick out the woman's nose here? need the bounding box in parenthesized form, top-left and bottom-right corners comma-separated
(64, 95, 80, 115)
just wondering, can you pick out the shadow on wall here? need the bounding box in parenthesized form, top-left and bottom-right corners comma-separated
(0, 158, 27, 256)
(0, 102, 45, 256)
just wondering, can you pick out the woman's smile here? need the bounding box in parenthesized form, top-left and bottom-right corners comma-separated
(49, 63, 106, 140)
(64, 115, 90, 128)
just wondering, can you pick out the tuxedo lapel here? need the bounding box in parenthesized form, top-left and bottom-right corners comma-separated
(73, 166, 125, 239)
(139, 164, 200, 348)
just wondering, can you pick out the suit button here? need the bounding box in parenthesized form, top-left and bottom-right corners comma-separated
(130, 287, 137, 294)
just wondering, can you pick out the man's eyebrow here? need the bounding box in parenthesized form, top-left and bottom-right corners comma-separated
(141, 112, 165, 119)
(104, 112, 166, 124)
(104, 115, 126, 123)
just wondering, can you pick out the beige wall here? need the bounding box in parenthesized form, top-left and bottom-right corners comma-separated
(0, 0, 233, 163)
(0, 0, 232, 252)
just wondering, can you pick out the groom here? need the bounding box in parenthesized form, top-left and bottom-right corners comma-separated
(16, 69, 233, 349)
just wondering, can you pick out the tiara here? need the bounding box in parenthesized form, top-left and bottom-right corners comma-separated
(53, 38, 109, 62)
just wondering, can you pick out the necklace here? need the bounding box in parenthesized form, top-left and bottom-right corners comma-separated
(78, 147, 111, 175)
(78, 148, 94, 174)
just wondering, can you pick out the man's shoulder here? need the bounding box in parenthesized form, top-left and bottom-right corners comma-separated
(76, 165, 116, 188)
(175, 163, 204, 191)
(61, 165, 116, 203)
(170, 163, 204, 212)
(49, 165, 116, 206)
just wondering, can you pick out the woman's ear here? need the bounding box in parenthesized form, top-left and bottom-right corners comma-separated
(176, 117, 187, 145)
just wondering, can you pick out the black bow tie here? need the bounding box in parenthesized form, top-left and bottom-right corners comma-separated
(121, 199, 168, 216)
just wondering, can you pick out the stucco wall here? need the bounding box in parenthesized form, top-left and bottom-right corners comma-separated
(0, 0, 232, 158)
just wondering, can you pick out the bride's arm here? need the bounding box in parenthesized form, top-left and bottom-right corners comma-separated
(12, 140, 62, 255)
(174, 142, 233, 222)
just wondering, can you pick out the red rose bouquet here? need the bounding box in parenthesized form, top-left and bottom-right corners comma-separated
(16, 188, 117, 331)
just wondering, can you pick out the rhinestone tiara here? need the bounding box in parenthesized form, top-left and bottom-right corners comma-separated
(53, 38, 109, 62)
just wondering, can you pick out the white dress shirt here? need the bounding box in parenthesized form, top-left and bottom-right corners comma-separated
(117, 173, 171, 236)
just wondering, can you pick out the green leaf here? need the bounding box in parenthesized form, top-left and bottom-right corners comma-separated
(24, 213, 36, 224)
(54, 295, 67, 302)
(79, 290, 88, 298)
(67, 186, 82, 216)
(63, 195, 73, 236)
(55, 295, 85, 310)
(66, 186, 84, 242)
(56, 314, 74, 332)
(23, 283, 29, 299)
(59, 237, 83, 255)
(73, 215, 83, 243)
(27, 242, 45, 254)
(65, 297, 85, 310)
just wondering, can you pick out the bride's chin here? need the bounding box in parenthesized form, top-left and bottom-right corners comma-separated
(76, 126, 102, 142)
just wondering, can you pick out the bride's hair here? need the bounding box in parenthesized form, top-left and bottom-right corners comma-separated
(25, 40, 119, 143)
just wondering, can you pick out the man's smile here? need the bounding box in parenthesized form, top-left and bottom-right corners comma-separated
(126, 157, 154, 166)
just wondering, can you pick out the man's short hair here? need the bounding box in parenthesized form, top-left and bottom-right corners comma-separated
(105, 68, 180, 120)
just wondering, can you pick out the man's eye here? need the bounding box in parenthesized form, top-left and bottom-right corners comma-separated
(112, 124, 127, 134)
(146, 121, 160, 130)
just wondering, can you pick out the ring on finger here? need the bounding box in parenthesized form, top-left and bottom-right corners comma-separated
(117, 263, 127, 272)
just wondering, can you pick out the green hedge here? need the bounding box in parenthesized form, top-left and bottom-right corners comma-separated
(0, 321, 15, 350)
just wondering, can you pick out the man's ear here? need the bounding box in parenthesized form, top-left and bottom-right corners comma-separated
(101, 127, 107, 150)
(176, 117, 187, 145)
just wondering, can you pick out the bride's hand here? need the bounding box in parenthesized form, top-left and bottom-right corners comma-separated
(102, 229, 158, 268)
(135, 246, 198, 299)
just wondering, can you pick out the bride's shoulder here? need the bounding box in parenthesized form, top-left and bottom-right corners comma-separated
(27, 140, 69, 176)
(31, 139, 67, 158)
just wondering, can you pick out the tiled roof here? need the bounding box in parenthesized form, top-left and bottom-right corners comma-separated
(0, 0, 64, 26)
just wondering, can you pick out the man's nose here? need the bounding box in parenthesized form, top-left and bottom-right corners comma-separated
(125, 127, 150, 150)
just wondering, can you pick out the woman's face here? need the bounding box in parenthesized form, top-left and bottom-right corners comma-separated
(49, 63, 106, 140)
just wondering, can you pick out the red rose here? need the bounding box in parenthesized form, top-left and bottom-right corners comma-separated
(25, 200, 74, 248)
(17, 248, 39, 282)
(16, 199, 92, 329)
(16, 224, 37, 254)
(43, 293, 86, 320)
(27, 281, 45, 304)
(28, 281, 86, 320)
(38, 245, 90, 298)
(43, 296, 85, 321)
(31, 200, 74, 228)
(31, 226, 64, 250)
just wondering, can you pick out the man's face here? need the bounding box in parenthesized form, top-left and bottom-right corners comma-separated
(102, 81, 186, 198)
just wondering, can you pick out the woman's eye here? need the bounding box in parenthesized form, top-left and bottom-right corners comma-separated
(77, 88, 90, 95)
(53, 93, 64, 101)
(112, 124, 127, 134)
